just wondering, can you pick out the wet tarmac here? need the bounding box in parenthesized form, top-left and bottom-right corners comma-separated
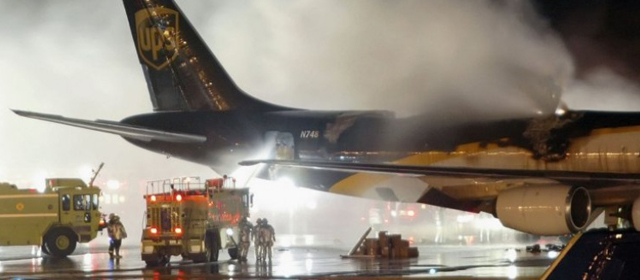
(0, 238, 553, 279)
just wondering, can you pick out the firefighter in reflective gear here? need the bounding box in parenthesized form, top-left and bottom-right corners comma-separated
(238, 217, 253, 262)
(107, 213, 127, 259)
(253, 218, 263, 261)
(258, 218, 276, 262)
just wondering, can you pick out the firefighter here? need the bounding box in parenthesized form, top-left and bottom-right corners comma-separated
(253, 218, 263, 261)
(107, 213, 127, 259)
(259, 218, 276, 262)
(238, 217, 253, 262)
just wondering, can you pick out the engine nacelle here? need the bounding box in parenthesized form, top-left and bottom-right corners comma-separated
(496, 185, 591, 235)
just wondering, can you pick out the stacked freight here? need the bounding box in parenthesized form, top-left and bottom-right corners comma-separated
(347, 228, 419, 259)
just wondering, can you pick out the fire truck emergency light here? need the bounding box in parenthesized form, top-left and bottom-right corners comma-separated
(150, 227, 158, 234)
(175, 227, 183, 234)
(150, 195, 156, 202)
(176, 194, 183, 202)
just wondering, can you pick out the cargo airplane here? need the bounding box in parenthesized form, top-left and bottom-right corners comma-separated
(14, 0, 640, 236)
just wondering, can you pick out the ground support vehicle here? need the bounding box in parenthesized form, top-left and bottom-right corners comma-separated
(0, 178, 103, 257)
(141, 177, 251, 265)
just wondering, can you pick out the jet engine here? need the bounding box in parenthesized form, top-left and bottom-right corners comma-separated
(496, 185, 591, 236)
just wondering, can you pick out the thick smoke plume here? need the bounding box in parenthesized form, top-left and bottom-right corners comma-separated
(194, 0, 573, 119)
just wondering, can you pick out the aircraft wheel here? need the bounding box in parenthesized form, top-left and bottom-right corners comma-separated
(44, 228, 77, 258)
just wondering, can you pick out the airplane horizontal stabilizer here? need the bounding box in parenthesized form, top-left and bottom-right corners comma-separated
(239, 159, 640, 186)
(12, 110, 206, 143)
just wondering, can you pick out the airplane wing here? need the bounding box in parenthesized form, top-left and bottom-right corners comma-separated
(238, 159, 640, 186)
(240, 159, 640, 211)
(12, 110, 206, 143)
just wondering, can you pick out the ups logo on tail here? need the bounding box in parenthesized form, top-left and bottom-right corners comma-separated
(135, 8, 179, 70)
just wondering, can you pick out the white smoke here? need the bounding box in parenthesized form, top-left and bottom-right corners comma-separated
(192, 0, 574, 119)
(563, 68, 640, 111)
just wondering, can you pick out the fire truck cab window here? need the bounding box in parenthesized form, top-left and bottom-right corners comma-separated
(73, 194, 88, 211)
(61, 195, 71, 211)
(92, 194, 99, 210)
(85, 195, 91, 210)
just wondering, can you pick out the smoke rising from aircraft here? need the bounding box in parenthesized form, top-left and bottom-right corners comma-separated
(563, 68, 640, 111)
(198, 0, 574, 120)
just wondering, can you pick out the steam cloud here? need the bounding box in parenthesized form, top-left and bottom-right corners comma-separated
(196, 0, 574, 119)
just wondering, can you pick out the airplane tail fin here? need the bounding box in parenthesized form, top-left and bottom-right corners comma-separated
(122, 0, 282, 112)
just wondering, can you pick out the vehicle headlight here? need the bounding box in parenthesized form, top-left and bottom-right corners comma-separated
(226, 228, 234, 236)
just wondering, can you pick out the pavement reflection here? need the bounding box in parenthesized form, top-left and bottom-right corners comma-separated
(0, 243, 548, 279)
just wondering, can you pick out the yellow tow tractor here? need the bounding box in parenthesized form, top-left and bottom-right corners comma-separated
(0, 164, 105, 258)
(141, 176, 251, 266)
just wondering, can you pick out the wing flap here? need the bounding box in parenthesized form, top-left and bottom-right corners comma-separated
(12, 109, 206, 143)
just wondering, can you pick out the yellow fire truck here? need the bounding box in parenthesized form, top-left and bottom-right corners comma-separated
(0, 177, 104, 258)
(141, 176, 251, 266)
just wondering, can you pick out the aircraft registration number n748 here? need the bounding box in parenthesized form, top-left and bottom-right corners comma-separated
(300, 130, 320, 139)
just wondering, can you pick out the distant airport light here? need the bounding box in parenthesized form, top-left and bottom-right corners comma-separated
(226, 228, 234, 236)
(408, 210, 415, 217)
(107, 180, 120, 190)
